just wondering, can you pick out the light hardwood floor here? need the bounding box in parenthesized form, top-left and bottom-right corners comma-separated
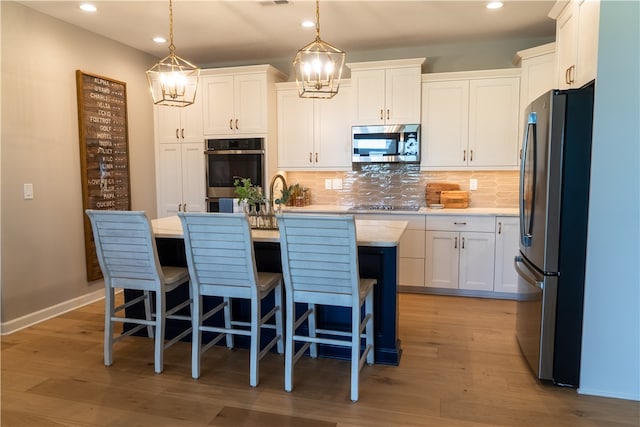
(1, 293, 638, 426)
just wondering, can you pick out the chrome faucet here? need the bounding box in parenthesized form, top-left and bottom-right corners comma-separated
(269, 173, 288, 207)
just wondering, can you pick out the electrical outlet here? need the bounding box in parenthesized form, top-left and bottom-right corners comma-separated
(332, 178, 343, 190)
(325, 179, 332, 190)
(469, 178, 478, 191)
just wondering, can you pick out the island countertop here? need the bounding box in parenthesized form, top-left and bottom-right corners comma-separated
(152, 215, 408, 247)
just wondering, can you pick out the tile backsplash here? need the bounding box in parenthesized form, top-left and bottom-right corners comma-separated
(284, 164, 519, 208)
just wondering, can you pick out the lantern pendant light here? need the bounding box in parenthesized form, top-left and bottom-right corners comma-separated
(292, 0, 345, 99)
(146, 0, 199, 107)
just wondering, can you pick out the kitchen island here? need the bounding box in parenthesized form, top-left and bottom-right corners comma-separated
(128, 215, 407, 365)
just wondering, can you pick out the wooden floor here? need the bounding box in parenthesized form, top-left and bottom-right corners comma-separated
(1, 293, 638, 427)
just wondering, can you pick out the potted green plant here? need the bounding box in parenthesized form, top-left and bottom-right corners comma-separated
(233, 177, 265, 207)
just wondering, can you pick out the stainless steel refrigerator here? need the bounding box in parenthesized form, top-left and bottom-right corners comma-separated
(515, 82, 595, 387)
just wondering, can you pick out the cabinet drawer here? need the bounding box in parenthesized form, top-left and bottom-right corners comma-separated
(426, 215, 495, 232)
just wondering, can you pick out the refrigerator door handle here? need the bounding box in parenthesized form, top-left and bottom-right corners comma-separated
(520, 113, 537, 247)
(514, 256, 543, 289)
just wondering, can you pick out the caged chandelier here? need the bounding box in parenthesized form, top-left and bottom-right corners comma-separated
(292, 0, 345, 99)
(146, 0, 200, 107)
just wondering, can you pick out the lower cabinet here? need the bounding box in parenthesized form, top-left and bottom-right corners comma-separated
(493, 216, 520, 294)
(156, 142, 206, 217)
(425, 230, 495, 291)
(424, 215, 496, 292)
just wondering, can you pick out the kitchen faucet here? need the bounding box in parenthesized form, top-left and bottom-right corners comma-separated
(269, 173, 288, 207)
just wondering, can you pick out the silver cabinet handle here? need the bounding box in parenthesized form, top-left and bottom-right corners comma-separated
(498, 222, 502, 234)
(309, 152, 312, 163)
(463, 150, 466, 162)
(181, 128, 185, 139)
(454, 236, 458, 249)
(453, 222, 467, 225)
(229, 119, 233, 130)
(183, 203, 187, 212)
(380, 109, 384, 121)
(235, 119, 239, 130)
(386, 109, 390, 120)
(461, 237, 465, 249)
(315, 153, 318, 163)
(175, 129, 179, 140)
(178, 203, 182, 212)
(470, 150, 473, 162)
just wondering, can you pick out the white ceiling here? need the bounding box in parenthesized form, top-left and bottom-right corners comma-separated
(19, 0, 557, 66)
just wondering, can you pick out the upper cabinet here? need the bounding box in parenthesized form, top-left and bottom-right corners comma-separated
(347, 58, 425, 125)
(421, 69, 520, 170)
(154, 91, 203, 145)
(550, 0, 600, 89)
(276, 83, 352, 170)
(201, 65, 286, 137)
(513, 42, 556, 160)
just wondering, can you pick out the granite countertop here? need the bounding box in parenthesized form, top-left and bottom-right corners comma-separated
(282, 205, 519, 216)
(151, 215, 408, 248)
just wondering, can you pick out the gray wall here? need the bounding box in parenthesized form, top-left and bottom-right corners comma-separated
(0, 2, 158, 328)
(203, 36, 555, 78)
(579, 0, 640, 401)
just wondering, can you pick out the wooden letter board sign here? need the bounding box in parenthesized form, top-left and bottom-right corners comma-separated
(76, 71, 131, 281)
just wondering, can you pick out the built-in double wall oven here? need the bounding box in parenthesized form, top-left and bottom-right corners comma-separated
(205, 137, 264, 212)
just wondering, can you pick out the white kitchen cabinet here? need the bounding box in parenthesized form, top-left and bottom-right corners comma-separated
(551, 0, 600, 89)
(353, 213, 426, 287)
(425, 215, 496, 292)
(347, 58, 424, 125)
(421, 69, 520, 170)
(276, 83, 352, 170)
(154, 94, 203, 145)
(494, 216, 520, 294)
(514, 43, 556, 161)
(156, 142, 205, 217)
(201, 65, 286, 136)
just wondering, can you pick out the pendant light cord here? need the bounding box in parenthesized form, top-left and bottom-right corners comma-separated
(315, 0, 321, 42)
(168, 0, 176, 56)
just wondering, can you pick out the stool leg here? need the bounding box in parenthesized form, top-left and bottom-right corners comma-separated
(249, 296, 260, 387)
(154, 289, 165, 374)
(274, 284, 284, 354)
(192, 295, 202, 379)
(104, 286, 114, 367)
(284, 296, 295, 392)
(223, 297, 234, 349)
(308, 303, 318, 358)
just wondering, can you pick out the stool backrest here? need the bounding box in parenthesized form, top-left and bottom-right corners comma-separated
(179, 212, 258, 292)
(85, 210, 163, 289)
(277, 214, 360, 296)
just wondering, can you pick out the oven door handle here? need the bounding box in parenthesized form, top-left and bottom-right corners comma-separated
(205, 149, 265, 155)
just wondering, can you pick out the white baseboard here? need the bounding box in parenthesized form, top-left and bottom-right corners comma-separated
(578, 387, 640, 402)
(1, 288, 106, 335)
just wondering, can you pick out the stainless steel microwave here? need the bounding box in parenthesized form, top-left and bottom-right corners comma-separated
(352, 124, 420, 163)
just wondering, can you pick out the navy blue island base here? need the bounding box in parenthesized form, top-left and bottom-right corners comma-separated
(124, 237, 402, 366)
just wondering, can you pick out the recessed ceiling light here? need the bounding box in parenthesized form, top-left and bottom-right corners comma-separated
(486, 1, 503, 9)
(301, 20, 315, 28)
(153, 36, 167, 44)
(79, 3, 97, 12)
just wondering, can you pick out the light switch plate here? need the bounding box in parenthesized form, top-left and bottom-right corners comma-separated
(325, 179, 332, 190)
(469, 178, 478, 191)
(24, 183, 34, 200)
(332, 178, 343, 190)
